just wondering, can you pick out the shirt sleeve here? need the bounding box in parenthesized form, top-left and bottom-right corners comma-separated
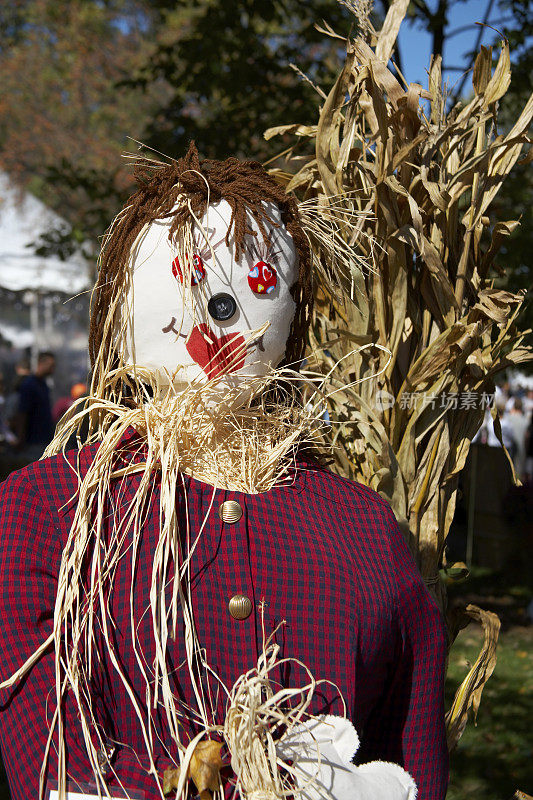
(0, 470, 170, 800)
(356, 504, 449, 800)
(0, 471, 96, 798)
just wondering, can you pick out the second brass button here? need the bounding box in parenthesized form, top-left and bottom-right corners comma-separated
(228, 594, 253, 620)
(218, 500, 242, 523)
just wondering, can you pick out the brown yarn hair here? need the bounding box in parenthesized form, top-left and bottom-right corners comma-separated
(89, 142, 313, 374)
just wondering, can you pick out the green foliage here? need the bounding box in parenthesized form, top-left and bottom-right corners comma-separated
(0, 0, 355, 254)
(127, 0, 353, 161)
(0, 0, 162, 256)
(0, 0, 529, 302)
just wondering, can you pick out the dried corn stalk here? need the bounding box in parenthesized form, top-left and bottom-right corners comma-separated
(265, 0, 532, 748)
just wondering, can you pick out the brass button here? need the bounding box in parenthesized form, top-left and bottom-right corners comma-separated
(228, 594, 253, 620)
(218, 500, 242, 523)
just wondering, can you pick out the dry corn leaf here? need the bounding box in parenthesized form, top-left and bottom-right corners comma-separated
(445, 604, 500, 750)
(264, 123, 318, 141)
(266, 2, 532, 750)
(472, 287, 521, 324)
(480, 220, 520, 275)
(472, 46, 492, 96)
(353, 38, 405, 107)
(316, 44, 355, 198)
(483, 40, 511, 107)
(375, 0, 410, 64)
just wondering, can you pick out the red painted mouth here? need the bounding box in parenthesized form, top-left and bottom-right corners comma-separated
(186, 323, 246, 379)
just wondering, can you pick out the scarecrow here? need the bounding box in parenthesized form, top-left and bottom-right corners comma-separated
(0, 144, 448, 800)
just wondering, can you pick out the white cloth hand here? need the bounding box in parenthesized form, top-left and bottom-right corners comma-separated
(276, 715, 417, 800)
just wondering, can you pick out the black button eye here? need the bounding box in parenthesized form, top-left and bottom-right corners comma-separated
(208, 293, 237, 321)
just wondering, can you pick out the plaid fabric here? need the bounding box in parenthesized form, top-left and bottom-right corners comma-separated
(0, 428, 448, 799)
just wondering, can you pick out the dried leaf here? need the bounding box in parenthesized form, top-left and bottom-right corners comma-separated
(483, 40, 511, 106)
(428, 55, 442, 124)
(480, 219, 520, 275)
(163, 766, 181, 796)
(471, 94, 533, 223)
(316, 44, 355, 197)
(163, 740, 224, 798)
(375, 0, 410, 65)
(445, 604, 500, 750)
(353, 39, 405, 107)
(472, 46, 492, 96)
(420, 165, 448, 211)
(264, 123, 318, 141)
(330, 329, 373, 345)
(367, 67, 390, 146)
(472, 287, 521, 324)
(285, 163, 318, 193)
(189, 740, 225, 794)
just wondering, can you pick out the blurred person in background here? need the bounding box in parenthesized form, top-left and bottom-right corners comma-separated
(474, 399, 516, 456)
(0, 373, 17, 449)
(508, 397, 529, 480)
(53, 381, 87, 424)
(525, 415, 533, 482)
(524, 387, 533, 419)
(3, 357, 31, 431)
(499, 379, 511, 405)
(12, 351, 56, 462)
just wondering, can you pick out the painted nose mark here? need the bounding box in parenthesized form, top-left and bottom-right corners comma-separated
(162, 317, 187, 337)
(248, 333, 265, 352)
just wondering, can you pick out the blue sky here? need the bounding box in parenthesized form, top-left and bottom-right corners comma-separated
(396, 0, 512, 95)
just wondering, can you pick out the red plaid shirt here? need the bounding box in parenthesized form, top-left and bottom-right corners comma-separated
(0, 429, 448, 799)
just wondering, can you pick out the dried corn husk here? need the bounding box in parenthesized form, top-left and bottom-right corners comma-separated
(266, 0, 532, 748)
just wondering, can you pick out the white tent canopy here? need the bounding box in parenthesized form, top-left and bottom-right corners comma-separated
(0, 172, 90, 294)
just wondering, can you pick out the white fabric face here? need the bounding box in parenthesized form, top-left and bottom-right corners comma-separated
(124, 199, 298, 391)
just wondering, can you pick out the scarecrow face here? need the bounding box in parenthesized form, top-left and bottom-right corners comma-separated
(125, 200, 298, 389)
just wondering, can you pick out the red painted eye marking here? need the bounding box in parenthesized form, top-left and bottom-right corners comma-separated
(171, 254, 206, 286)
(247, 261, 277, 294)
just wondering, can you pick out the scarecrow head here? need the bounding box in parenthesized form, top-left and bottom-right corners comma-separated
(89, 143, 313, 398)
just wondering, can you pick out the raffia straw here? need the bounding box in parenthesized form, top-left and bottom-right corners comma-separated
(0, 338, 388, 800)
(23, 366, 329, 800)
(223, 610, 345, 800)
(298, 196, 376, 275)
